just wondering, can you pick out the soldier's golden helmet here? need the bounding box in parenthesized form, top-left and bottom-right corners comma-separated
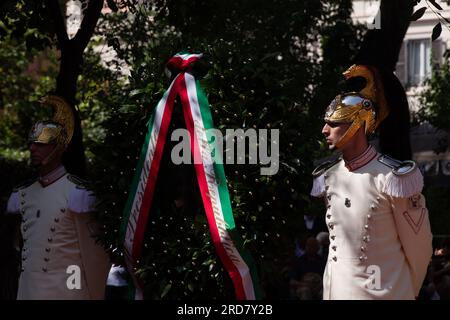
(28, 121, 67, 145)
(324, 65, 389, 149)
(28, 96, 74, 166)
(324, 93, 376, 149)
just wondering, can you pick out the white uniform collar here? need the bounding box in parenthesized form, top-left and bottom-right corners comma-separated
(344, 145, 377, 172)
(39, 165, 67, 187)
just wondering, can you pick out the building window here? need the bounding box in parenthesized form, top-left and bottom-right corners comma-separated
(407, 39, 431, 86)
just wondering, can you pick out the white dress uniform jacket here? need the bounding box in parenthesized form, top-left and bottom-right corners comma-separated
(311, 146, 433, 300)
(6, 166, 110, 300)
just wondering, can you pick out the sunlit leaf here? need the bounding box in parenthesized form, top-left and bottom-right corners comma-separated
(161, 283, 172, 298)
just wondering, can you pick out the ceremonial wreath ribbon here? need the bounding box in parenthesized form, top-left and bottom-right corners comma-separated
(120, 53, 261, 300)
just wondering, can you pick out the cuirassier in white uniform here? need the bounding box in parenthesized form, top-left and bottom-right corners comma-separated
(6, 96, 110, 300)
(311, 65, 433, 300)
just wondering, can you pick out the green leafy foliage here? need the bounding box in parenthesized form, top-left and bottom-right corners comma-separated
(0, 27, 58, 158)
(0, 0, 363, 300)
(417, 60, 450, 151)
(0, 1, 56, 51)
(86, 0, 362, 299)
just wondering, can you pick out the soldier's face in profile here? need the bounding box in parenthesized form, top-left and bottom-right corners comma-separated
(322, 122, 350, 150)
(29, 142, 57, 167)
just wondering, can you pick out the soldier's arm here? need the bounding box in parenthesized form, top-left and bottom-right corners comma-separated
(6, 192, 22, 251)
(384, 164, 433, 296)
(68, 187, 111, 299)
(390, 194, 433, 296)
(6, 192, 20, 215)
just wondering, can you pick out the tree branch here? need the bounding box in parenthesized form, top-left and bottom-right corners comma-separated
(73, 0, 104, 51)
(47, 0, 69, 47)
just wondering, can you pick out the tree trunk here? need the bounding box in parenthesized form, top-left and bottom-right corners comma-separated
(47, 0, 104, 177)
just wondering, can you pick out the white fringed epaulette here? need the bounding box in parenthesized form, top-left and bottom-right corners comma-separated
(378, 155, 424, 198)
(68, 187, 96, 214)
(310, 157, 340, 198)
(6, 192, 20, 214)
(311, 174, 326, 197)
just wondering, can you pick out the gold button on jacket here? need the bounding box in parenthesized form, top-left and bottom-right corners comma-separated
(11, 174, 110, 300)
(312, 156, 432, 300)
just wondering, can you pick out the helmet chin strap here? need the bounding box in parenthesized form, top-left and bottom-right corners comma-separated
(334, 119, 364, 150)
(333, 108, 374, 150)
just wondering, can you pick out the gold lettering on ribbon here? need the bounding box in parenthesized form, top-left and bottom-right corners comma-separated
(126, 123, 160, 255)
(193, 118, 244, 267)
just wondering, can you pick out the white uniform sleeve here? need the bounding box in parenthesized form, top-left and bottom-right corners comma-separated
(68, 187, 96, 213)
(6, 192, 20, 214)
(107, 265, 129, 287)
(390, 193, 433, 296)
(72, 210, 111, 299)
(310, 174, 326, 198)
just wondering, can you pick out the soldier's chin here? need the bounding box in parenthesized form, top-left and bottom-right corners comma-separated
(30, 159, 41, 167)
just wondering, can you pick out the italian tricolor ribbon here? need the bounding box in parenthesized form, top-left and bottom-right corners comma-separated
(120, 53, 261, 300)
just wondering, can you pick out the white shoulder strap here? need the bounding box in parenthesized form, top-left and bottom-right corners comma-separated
(6, 192, 20, 214)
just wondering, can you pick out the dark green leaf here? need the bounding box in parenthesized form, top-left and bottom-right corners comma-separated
(161, 283, 172, 298)
(432, 22, 442, 41)
(106, 0, 119, 12)
(129, 89, 144, 96)
(430, 0, 443, 10)
(411, 7, 427, 21)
